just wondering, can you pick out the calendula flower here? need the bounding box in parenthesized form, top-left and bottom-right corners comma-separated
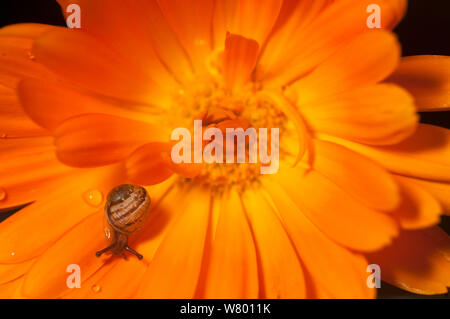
(0, 0, 449, 298)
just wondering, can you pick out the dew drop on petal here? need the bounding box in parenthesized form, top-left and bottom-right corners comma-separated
(27, 51, 36, 60)
(91, 285, 101, 293)
(10, 252, 15, 257)
(0, 133, 7, 138)
(194, 38, 206, 46)
(0, 188, 6, 201)
(83, 190, 103, 207)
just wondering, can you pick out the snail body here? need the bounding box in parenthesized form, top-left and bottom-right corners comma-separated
(96, 184, 151, 260)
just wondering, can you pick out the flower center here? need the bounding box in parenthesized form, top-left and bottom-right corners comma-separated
(169, 78, 295, 192)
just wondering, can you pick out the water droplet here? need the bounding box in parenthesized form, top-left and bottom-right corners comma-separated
(0, 133, 7, 139)
(10, 252, 15, 257)
(194, 38, 206, 46)
(0, 188, 6, 201)
(83, 190, 103, 207)
(27, 51, 36, 60)
(91, 285, 101, 293)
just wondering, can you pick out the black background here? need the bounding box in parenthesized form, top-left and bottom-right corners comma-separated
(0, 0, 449, 299)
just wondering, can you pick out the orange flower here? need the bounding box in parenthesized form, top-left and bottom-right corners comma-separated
(0, 0, 449, 298)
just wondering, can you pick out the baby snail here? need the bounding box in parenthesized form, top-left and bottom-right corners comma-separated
(96, 184, 151, 260)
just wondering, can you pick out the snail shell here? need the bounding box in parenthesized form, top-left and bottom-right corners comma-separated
(96, 184, 151, 260)
(105, 184, 151, 235)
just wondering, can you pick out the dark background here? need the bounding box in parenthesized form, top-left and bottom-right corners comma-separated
(0, 0, 449, 299)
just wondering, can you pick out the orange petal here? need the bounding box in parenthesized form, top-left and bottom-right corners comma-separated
(0, 164, 124, 263)
(288, 30, 400, 105)
(422, 226, 450, 258)
(0, 260, 34, 285)
(270, 0, 332, 36)
(0, 84, 47, 138)
(0, 139, 73, 210)
(263, 0, 405, 86)
(57, 0, 192, 84)
(406, 178, 450, 215)
(257, 90, 310, 166)
(301, 84, 418, 145)
(128, 141, 201, 181)
(213, 0, 283, 49)
(391, 176, 442, 229)
(263, 181, 375, 298)
(157, 0, 213, 74)
(223, 33, 259, 90)
(32, 28, 170, 106)
(63, 178, 180, 299)
(54, 114, 168, 168)
(0, 135, 53, 159)
(240, 190, 306, 298)
(257, 0, 332, 80)
(234, 0, 283, 47)
(22, 212, 108, 298)
(131, 0, 195, 83)
(200, 190, 258, 298)
(0, 25, 58, 89)
(18, 79, 165, 132)
(387, 56, 450, 111)
(319, 124, 450, 183)
(160, 152, 202, 179)
(273, 166, 399, 252)
(125, 143, 174, 186)
(136, 187, 211, 298)
(310, 139, 400, 211)
(0, 25, 55, 138)
(75, 259, 147, 299)
(0, 23, 59, 38)
(60, 259, 117, 299)
(367, 227, 450, 295)
(0, 277, 25, 298)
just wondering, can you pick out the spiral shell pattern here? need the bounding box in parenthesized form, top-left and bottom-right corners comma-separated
(105, 184, 151, 234)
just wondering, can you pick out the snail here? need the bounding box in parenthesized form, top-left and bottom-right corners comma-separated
(95, 184, 151, 260)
